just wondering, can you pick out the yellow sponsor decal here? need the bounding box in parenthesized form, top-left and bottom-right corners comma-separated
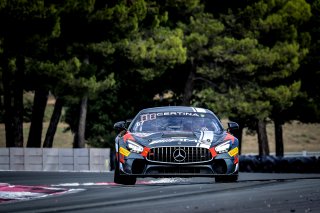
(119, 147, 130, 157)
(228, 147, 238, 157)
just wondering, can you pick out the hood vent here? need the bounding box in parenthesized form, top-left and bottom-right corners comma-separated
(161, 131, 196, 138)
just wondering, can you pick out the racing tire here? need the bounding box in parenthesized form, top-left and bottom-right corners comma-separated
(114, 160, 137, 185)
(215, 174, 238, 183)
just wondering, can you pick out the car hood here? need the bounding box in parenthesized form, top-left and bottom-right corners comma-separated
(125, 131, 228, 149)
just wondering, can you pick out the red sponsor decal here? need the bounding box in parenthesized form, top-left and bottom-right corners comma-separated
(123, 132, 135, 143)
(209, 147, 217, 158)
(234, 155, 239, 164)
(224, 133, 235, 144)
(141, 147, 150, 157)
(119, 153, 125, 164)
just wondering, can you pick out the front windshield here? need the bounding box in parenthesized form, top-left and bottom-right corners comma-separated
(130, 112, 223, 133)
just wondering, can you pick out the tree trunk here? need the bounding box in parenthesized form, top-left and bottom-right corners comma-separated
(274, 118, 284, 157)
(73, 132, 79, 148)
(182, 63, 195, 106)
(27, 89, 48, 147)
(0, 89, 3, 111)
(73, 95, 88, 148)
(43, 97, 64, 148)
(234, 124, 243, 155)
(2, 56, 15, 147)
(12, 55, 24, 147)
(228, 118, 244, 155)
(257, 119, 269, 156)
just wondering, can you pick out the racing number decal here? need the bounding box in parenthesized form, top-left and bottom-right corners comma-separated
(141, 113, 157, 121)
(228, 147, 238, 157)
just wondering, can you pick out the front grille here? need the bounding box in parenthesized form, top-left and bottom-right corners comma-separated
(147, 146, 212, 164)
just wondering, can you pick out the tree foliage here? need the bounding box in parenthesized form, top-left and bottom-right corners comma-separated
(0, 0, 318, 156)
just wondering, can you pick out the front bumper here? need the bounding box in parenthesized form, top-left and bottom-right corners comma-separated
(118, 150, 239, 177)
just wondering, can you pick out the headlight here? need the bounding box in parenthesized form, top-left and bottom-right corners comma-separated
(215, 141, 231, 154)
(127, 140, 144, 153)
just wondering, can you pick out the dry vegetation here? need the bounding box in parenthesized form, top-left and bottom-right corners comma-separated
(241, 121, 320, 154)
(0, 120, 319, 154)
(0, 122, 74, 148)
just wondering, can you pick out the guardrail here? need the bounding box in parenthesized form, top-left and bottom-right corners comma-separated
(0, 148, 110, 172)
(1, 148, 318, 173)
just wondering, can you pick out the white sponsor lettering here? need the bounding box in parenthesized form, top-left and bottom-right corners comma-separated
(196, 143, 210, 149)
(196, 131, 214, 148)
(154, 112, 200, 117)
(149, 138, 198, 145)
(199, 131, 214, 143)
(132, 133, 156, 138)
(194, 108, 207, 113)
(140, 112, 202, 122)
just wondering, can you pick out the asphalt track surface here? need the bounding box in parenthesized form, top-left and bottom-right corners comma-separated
(1, 171, 320, 213)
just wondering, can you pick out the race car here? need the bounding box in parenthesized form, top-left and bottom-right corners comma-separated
(113, 106, 239, 185)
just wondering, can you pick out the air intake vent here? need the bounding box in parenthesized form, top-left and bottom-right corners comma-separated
(147, 147, 212, 164)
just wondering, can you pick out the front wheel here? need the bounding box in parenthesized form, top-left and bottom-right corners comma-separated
(215, 175, 238, 183)
(114, 159, 137, 185)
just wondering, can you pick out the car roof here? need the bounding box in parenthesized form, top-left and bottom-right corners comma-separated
(138, 106, 214, 114)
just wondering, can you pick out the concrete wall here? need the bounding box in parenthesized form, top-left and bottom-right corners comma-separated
(0, 148, 110, 172)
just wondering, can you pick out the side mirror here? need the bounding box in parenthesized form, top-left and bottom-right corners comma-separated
(126, 119, 132, 126)
(227, 121, 239, 131)
(113, 121, 127, 132)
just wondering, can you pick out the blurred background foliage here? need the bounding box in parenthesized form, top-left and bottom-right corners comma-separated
(0, 0, 319, 156)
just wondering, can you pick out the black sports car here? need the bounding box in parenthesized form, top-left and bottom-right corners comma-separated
(113, 106, 239, 185)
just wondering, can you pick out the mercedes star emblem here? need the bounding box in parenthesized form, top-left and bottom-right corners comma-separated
(173, 148, 186, 162)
